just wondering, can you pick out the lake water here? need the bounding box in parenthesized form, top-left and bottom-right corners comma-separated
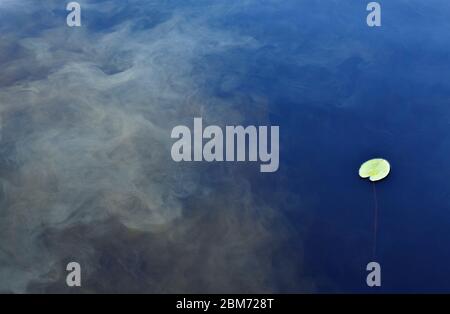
(0, 0, 449, 293)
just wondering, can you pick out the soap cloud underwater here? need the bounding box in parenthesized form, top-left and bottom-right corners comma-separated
(0, 0, 310, 293)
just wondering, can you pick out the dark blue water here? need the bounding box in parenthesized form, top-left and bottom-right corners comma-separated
(0, 0, 449, 293)
(198, 0, 450, 292)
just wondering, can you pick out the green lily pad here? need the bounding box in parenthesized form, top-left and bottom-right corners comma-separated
(359, 158, 391, 182)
